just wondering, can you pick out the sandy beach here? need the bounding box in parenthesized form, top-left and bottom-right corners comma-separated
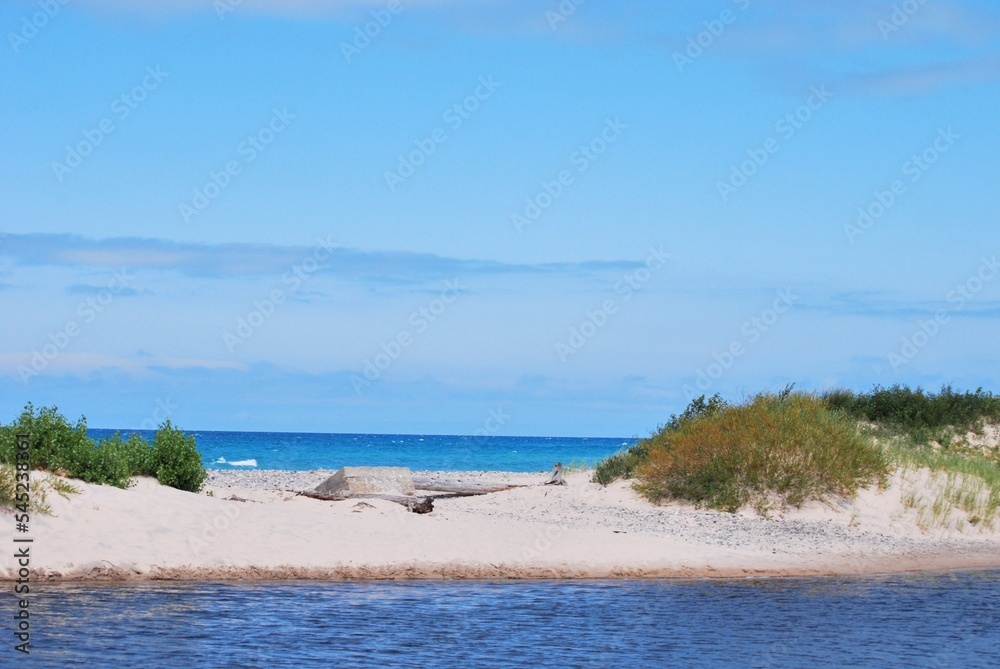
(3, 467, 999, 582)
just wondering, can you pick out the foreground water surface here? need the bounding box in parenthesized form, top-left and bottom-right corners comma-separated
(7, 570, 999, 668)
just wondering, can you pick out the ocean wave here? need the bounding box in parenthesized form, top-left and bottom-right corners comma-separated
(214, 457, 258, 467)
(229, 459, 258, 467)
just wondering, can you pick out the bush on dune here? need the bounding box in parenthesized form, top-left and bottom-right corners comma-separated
(593, 393, 727, 486)
(149, 421, 206, 493)
(637, 393, 889, 513)
(821, 384, 1000, 434)
(0, 404, 205, 493)
(596, 392, 890, 514)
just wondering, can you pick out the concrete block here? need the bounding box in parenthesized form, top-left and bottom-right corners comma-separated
(314, 467, 415, 496)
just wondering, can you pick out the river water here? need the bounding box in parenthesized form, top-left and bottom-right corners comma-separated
(7, 570, 1000, 667)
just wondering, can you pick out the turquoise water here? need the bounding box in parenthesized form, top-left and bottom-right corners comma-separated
(88, 429, 634, 472)
(8, 570, 1000, 667)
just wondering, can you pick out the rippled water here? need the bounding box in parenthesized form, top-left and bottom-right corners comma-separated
(8, 570, 1000, 668)
(87, 429, 634, 472)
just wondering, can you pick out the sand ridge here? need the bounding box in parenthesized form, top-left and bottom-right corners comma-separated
(2, 469, 998, 581)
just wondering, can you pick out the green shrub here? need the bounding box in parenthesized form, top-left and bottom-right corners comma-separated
(150, 420, 206, 493)
(0, 404, 94, 475)
(592, 442, 649, 486)
(0, 405, 204, 493)
(634, 393, 889, 513)
(822, 384, 1000, 433)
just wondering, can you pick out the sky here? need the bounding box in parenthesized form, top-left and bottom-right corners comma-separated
(1, 0, 998, 437)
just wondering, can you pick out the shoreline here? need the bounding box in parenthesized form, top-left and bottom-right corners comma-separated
(5, 469, 1000, 583)
(15, 555, 1000, 583)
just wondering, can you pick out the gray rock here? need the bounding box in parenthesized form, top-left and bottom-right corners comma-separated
(314, 467, 415, 496)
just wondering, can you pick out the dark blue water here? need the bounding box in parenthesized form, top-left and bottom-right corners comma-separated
(7, 570, 999, 668)
(88, 429, 633, 472)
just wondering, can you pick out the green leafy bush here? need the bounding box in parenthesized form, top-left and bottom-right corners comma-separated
(0, 404, 94, 475)
(822, 384, 1000, 433)
(149, 420, 206, 493)
(0, 405, 204, 492)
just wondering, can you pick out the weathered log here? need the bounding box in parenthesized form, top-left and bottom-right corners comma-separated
(296, 490, 434, 514)
(544, 462, 566, 486)
(411, 477, 519, 495)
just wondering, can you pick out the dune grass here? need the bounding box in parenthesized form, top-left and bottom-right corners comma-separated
(595, 384, 1000, 521)
(593, 393, 727, 486)
(624, 393, 889, 514)
(0, 463, 80, 515)
(0, 404, 206, 493)
(884, 434, 1000, 530)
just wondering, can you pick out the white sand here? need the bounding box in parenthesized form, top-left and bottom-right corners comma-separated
(3, 469, 999, 581)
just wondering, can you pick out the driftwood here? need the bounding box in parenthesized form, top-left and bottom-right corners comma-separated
(296, 490, 434, 514)
(411, 477, 519, 495)
(297, 462, 569, 513)
(544, 462, 566, 486)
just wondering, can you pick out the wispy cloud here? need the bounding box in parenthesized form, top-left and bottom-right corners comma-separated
(799, 291, 1000, 320)
(651, 0, 1000, 96)
(841, 54, 1000, 96)
(73, 0, 486, 19)
(65, 284, 148, 297)
(0, 233, 643, 284)
(0, 352, 247, 377)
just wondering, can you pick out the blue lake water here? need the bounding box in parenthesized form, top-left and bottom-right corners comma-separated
(7, 570, 1000, 668)
(88, 429, 634, 472)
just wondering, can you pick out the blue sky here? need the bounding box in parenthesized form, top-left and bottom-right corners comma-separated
(1, 0, 998, 436)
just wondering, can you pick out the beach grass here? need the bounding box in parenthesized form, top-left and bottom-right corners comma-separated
(631, 393, 889, 514)
(885, 433, 1000, 530)
(0, 404, 206, 493)
(0, 463, 80, 514)
(595, 384, 1000, 521)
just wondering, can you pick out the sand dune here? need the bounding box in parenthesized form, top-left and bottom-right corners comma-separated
(3, 470, 999, 581)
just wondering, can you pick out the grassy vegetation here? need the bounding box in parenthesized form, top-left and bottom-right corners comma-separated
(886, 438, 1000, 530)
(0, 404, 206, 494)
(629, 393, 889, 514)
(822, 384, 1000, 438)
(595, 384, 1000, 522)
(592, 393, 727, 485)
(0, 463, 80, 515)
